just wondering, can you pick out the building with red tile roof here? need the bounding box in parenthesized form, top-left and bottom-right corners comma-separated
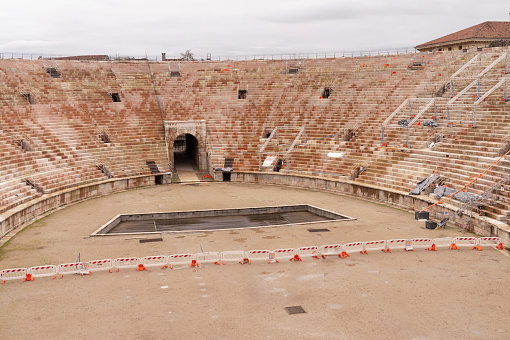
(416, 21, 510, 52)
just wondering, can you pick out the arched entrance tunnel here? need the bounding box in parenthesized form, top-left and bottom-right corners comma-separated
(173, 133, 199, 171)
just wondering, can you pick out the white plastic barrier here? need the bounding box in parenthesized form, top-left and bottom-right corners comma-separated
(273, 248, 297, 262)
(220, 251, 246, 264)
(247, 250, 271, 263)
(430, 237, 453, 250)
(386, 239, 409, 252)
(167, 254, 194, 269)
(87, 259, 114, 273)
(452, 237, 478, 249)
(29, 265, 58, 279)
(478, 237, 504, 250)
(141, 256, 168, 269)
(410, 238, 433, 250)
(320, 244, 343, 257)
(342, 242, 364, 256)
(297, 246, 321, 260)
(1, 268, 28, 284)
(114, 258, 140, 272)
(58, 262, 89, 277)
(363, 240, 387, 254)
(195, 252, 222, 266)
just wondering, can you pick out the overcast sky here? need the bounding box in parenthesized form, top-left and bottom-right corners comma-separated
(0, 0, 508, 59)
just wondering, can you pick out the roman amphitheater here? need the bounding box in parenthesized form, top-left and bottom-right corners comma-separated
(0, 47, 509, 339)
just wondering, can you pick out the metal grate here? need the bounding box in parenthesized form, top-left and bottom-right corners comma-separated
(285, 306, 306, 315)
(139, 238, 163, 243)
(307, 228, 330, 232)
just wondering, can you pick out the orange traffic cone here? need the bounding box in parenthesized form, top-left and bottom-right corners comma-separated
(341, 251, 349, 258)
(290, 254, 302, 261)
(497, 243, 503, 250)
(450, 243, 458, 250)
(137, 264, 147, 271)
(428, 244, 437, 251)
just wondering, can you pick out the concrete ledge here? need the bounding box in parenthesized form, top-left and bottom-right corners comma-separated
(223, 171, 510, 248)
(0, 174, 171, 242)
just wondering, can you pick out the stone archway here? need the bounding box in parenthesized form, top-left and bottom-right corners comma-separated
(165, 120, 207, 172)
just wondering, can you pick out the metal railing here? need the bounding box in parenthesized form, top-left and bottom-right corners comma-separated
(0, 47, 418, 63)
(381, 98, 437, 148)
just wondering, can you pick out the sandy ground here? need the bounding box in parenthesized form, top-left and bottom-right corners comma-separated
(0, 182, 509, 339)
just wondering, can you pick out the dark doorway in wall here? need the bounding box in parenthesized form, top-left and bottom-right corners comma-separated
(288, 67, 299, 74)
(322, 87, 333, 99)
(173, 134, 199, 171)
(238, 89, 247, 99)
(222, 172, 231, 182)
(155, 175, 164, 185)
(110, 93, 121, 102)
(45, 67, 61, 78)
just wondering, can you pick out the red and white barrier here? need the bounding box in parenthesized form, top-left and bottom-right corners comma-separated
(220, 251, 246, 264)
(410, 238, 433, 250)
(363, 240, 388, 254)
(297, 246, 321, 260)
(167, 254, 194, 269)
(248, 250, 271, 263)
(273, 248, 297, 262)
(1, 236, 506, 284)
(29, 265, 58, 279)
(342, 242, 364, 257)
(478, 237, 504, 250)
(429, 237, 453, 250)
(141, 256, 168, 269)
(1, 268, 28, 284)
(114, 258, 140, 272)
(320, 244, 343, 257)
(451, 237, 478, 250)
(386, 239, 409, 252)
(195, 252, 222, 266)
(58, 262, 89, 277)
(87, 259, 114, 273)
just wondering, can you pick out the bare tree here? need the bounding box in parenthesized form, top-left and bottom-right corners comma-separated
(180, 49, 195, 61)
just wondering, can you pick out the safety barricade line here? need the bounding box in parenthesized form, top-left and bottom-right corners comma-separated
(273, 248, 298, 262)
(195, 252, 222, 266)
(386, 239, 409, 252)
(297, 246, 321, 260)
(247, 250, 271, 264)
(29, 265, 58, 280)
(1, 237, 506, 284)
(478, 237, 504, 250)
(451, 237, 478, 250)
(114, 258, 140, 272)
(410, 238, 433, 251)
(220, 251, 246, 265)
(320, 244, 343, 258)
(167, 254, 194, 269)
(141, 256, 168, 270)
(363, 240, 388, 254)
(342, 242, 364, 257)
(1, 268, 29, 284)
(88, 259, 114, 273)
(58, 262, 89, 278)
(429, 237, 453, 251)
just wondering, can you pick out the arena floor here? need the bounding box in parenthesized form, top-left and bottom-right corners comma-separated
(1, 182, 509, 339)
